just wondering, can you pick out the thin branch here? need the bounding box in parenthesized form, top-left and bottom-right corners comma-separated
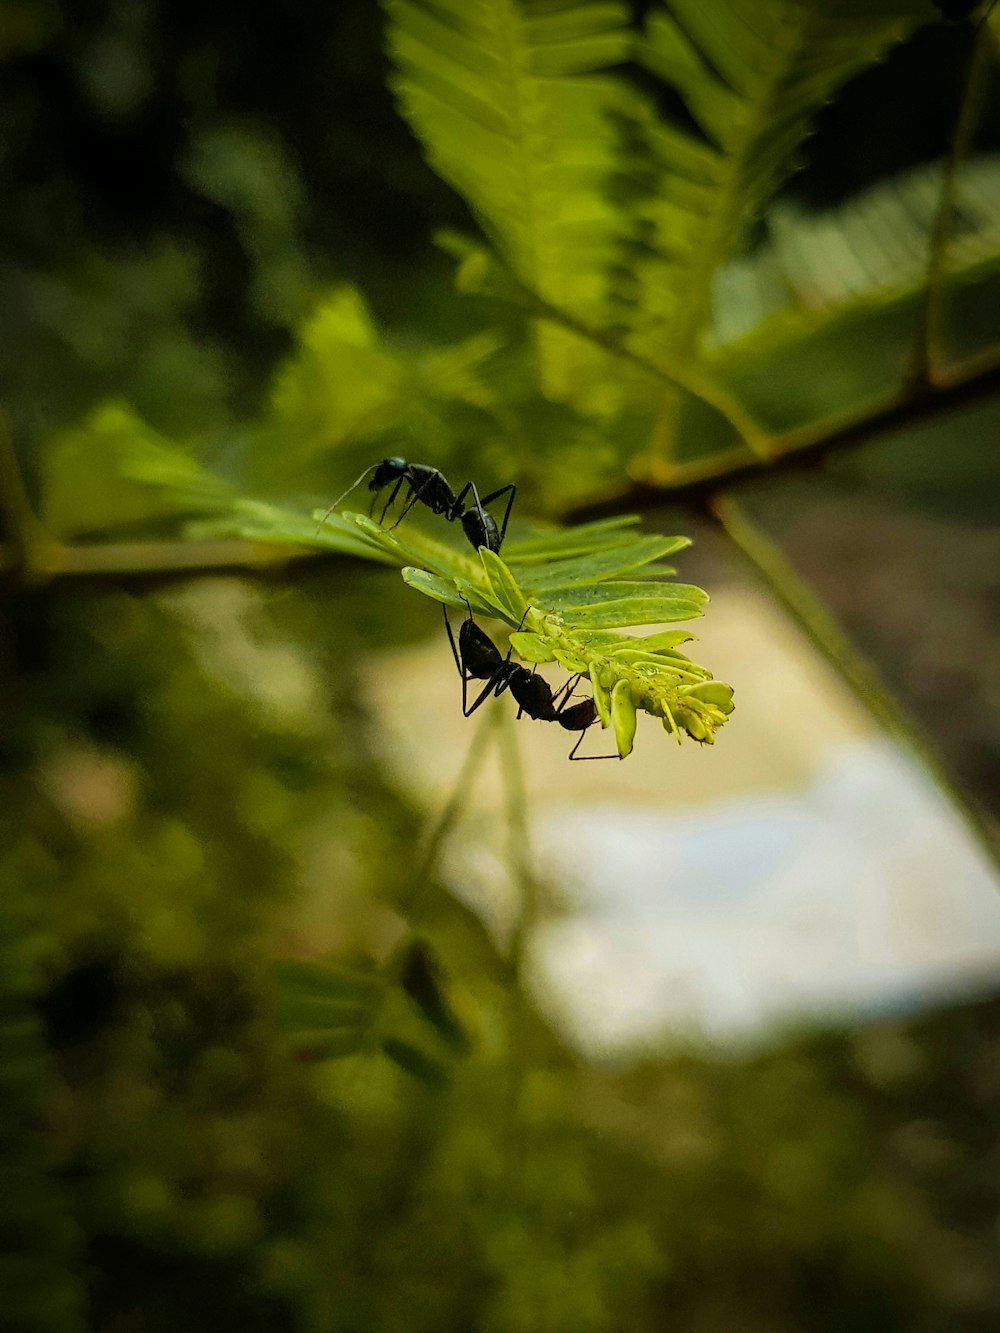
(398, 703, 501, 922)
(0, 535, 355, 587)
(496, 707, 538, 980)
(564, 344, 1000, 523)
(708, 491, 1000, 871)
(54, 537, 313, 579)
(909, 19, 993, 386)
(0, 413, 55, 578)
(3, 340, 1000, 587)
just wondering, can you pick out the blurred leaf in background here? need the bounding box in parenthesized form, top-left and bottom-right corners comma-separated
(3, 1, 1000, 1331)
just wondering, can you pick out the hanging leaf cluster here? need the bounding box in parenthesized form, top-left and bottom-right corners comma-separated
(272, 938, 469, 1084)
(311, 505, 734, 758)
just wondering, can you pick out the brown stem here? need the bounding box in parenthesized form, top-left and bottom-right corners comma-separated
(564, 345, 1000, 523)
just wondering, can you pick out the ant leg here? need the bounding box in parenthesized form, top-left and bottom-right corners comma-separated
(452, 481, 498, 552)
(449, 480, 480, 531)
(567, 728, 622, 762)
(442, 604, 464, 677)
(464, 673, 504, 718)
(450, 480, 473, 517)
(315, 463, 380, 534)
(443, 603, 479, 716)
(568, 730, 587, 760)
(377, 476, 407, 524)
(551, 673, 584, 712)
(478, 483, 517, 545)
(385, 470, 440, 531)
(446, 599, 509, 717)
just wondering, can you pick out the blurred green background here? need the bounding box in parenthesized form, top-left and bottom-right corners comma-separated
(2, 2, 1000, 1331)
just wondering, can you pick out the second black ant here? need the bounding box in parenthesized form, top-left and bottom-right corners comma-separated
(323, 458, 516, 553)
(443, 602, 619, 761)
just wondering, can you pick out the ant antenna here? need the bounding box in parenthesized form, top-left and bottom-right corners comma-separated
(314, 463, 380, 535)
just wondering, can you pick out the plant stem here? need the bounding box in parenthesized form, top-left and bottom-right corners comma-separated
(0, 413, 55, 579)
(511, 284, 771, 457)
(400, 702, 501, 922)
(910, 19, 992, 386)
(708, 490, 1000, 872)
(564, 343, 1000, 522)
(496, 707, 538, 982)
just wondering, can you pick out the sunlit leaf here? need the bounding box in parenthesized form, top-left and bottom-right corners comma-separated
(617, 0, 929, 368)
(517, 535, 689, 591)
(385, 0, 632, 398)
(503, 515, 643, 561)
(610, 677, 637, 757)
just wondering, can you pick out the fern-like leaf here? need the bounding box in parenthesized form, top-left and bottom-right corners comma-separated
(353, 515, 735, 757)
(209, 495, 735, 756)
(100, 471, 735, 759)
(616, 0, 931, 367)
(384, 0, 631, 397)
(710, 153, 1000, 357)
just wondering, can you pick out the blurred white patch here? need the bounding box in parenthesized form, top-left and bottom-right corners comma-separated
(527, 740, 1000, 1054)
(367, 581, 1000, 1052)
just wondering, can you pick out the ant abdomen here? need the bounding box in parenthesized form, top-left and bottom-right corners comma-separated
(461, 507, 500, 553)
(508, 670, 557, 721)
(555, 698, 598, 732)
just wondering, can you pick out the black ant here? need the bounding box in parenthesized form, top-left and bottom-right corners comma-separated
(443, 603, 619, 761)
(322, 458, 516, 553)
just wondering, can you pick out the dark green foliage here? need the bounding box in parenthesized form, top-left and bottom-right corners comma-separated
(3, 1, 1000, 1330)
(398, 940, 469, 1053)
(0, 887, 85, 1333)
(932, 0, 982, 19)
(0, 574, 996, 1331)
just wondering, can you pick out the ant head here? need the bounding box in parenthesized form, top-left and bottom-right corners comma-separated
(369, 457, 407, 491)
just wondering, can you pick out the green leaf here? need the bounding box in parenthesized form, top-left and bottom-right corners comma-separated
(271, 960, 384, 1059)
(402, 567, 508, 620)
(384, 0, 632, 397)
(616, 0, 930, 366)
(41, 400, 233, 538)
(517, 534, 689, 591)
(264, 286, 405, 461)
(480, 547, 529, 621)
(398, 940, 469, 1053)
(503, 514, 643, 560)
(610, 677, 637, 757)
(340, 512, 485, 581)
(215, 500, 397, 561)
(711, 153, 1000, 365)
(547, 579, 708, 618)
(254, 286, 500, 482)
(602, 628, 694, 652)
(565, 595, 705, 628)
(508, 631, 558, 663)
(381, 1036, 450, 1087)
(589, 663, 613, 727)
